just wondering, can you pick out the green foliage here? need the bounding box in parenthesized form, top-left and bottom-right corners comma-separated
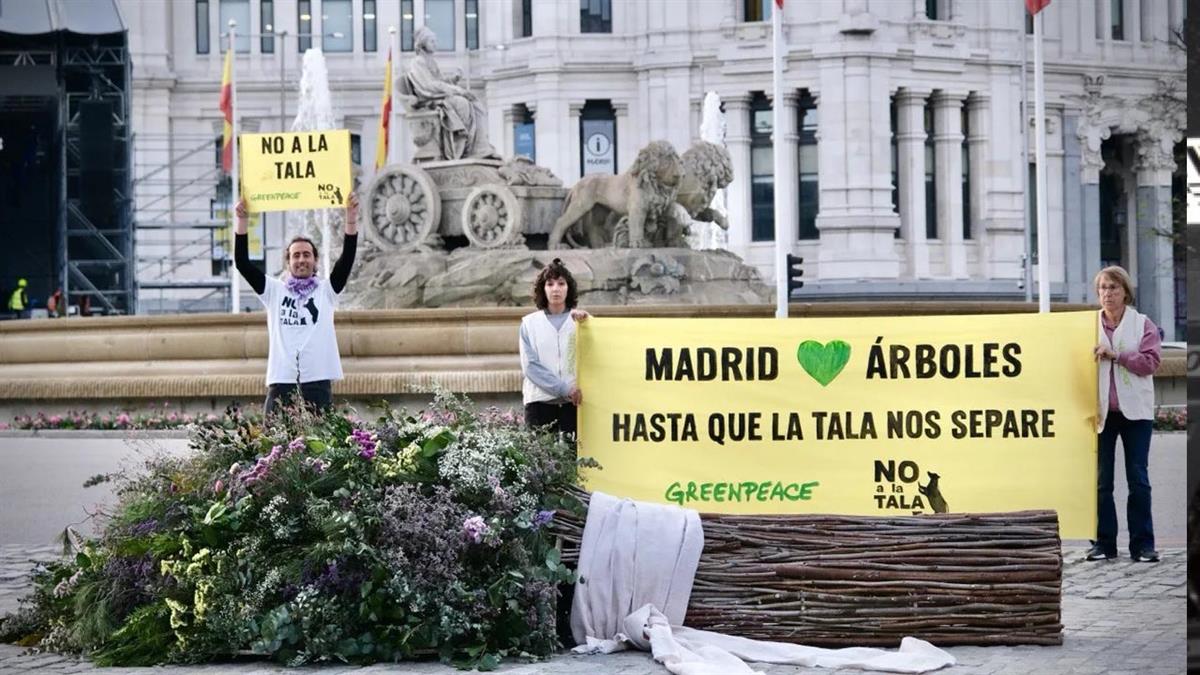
(3, 394, 588, 669)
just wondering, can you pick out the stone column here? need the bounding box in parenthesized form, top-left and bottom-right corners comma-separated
(614, 101, 632, 174)
(966, 93, 989, 277)
(896, 87, 930, 278)
(1133, 128, 1178, 340)
(723, 94, 753, 258)
(567, 101, 584, 182)
(932, 90, 967, 278)
(815, 56, 900, 278)
(771, 90, 801, 248)
(1062, 113, 1088, 302)
(973, 65, 1026, 282)
(501, 105, 517, 160)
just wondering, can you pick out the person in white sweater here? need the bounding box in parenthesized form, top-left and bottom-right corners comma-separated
(1087, 265, 1162, 563)
(519, 258, 588, 438)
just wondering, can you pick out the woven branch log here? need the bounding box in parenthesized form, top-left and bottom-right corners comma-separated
(551, 488, 1062, 647)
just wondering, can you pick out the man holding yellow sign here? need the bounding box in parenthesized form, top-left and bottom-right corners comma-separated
(240, 130, 352, 213)
(576, 312, 1100, 538)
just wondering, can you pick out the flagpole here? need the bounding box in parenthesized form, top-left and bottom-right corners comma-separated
(772, 0, 788, 318)
(1020, 16, 1032, 303)
(1033, 9, 1049, 313)
(229, 20, 241, 314)
(387, 26, 397, 165)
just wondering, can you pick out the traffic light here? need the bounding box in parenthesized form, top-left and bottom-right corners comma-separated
(786, 254, 804, 295)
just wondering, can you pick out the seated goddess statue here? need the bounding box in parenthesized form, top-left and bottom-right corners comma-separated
(398, 26, 500, 161)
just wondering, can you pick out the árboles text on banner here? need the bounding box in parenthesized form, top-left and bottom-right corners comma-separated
(240, 130, 352, 213)
(576, 312, 1098, 538)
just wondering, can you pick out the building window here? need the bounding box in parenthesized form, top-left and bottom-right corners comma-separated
(581, 0, 611, 33)
(890, 95, 899, 235)
(514, 105, 535, 162)
(466, 0, 479, 49)
(298, 0, 312, 51)
(350, 133, 362, 166)
(323, 0, 353, 51)
(580, 100, 617, 176)
(425, 0, 455, 50)
(219, 0, 251, 52)
(1110, 0, 1124, 40)
(363, 0, 377, 51)
(924, 102, 937, 240)
(1029, 163, 1041, 263)
(926, 0, 952, 21)
(961, 106, 971, 240)
(750, 92, 774, 242)
(261, 0, 275, 52)
(519, 0, 533, 38)
(196, 0, 210, 54)
(401, 0, 414, 50)
(744, 0, 771, 22)
(1026, 8, 1033, 34)
(798, 92, 819, 241)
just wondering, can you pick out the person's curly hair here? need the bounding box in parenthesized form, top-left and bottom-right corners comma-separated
(532, 258, 578, 311)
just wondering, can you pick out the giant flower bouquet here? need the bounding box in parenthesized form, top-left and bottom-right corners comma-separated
(0, 394, 590, 669)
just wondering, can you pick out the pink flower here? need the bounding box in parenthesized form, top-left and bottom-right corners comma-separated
(0, 422, 9, 430)
(214, 479, 224, 493)
(48, 415, 62, 425)
(115, 413, 131, 427)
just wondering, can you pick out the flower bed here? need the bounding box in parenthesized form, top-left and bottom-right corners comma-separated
(1153, 406, 1187, 431)
(2, 405, 261, 431)
(0, 394, 585, 669)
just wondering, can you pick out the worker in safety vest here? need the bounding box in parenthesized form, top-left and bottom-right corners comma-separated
(7, 278, 29, 318)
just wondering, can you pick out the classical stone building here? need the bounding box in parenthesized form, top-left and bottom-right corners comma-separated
(123, 0, 1185, 336)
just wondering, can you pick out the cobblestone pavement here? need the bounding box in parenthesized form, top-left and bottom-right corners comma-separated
(0, 543, 1184, 674)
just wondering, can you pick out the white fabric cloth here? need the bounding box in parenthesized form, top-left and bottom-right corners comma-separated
(1096, 307, 1155, 429)
(519, 309, 577, 405)
(570, 492, 956, 674)
(258, 276, 343, 385)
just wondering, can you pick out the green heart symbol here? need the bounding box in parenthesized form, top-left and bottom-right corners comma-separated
(796, 340, 851, 387)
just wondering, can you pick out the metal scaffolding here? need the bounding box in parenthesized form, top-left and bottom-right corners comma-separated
(59, 35, 134, 314)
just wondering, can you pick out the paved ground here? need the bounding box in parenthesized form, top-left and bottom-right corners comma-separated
(0, 431, 1188, 673)
(0, 543, 1185, 674)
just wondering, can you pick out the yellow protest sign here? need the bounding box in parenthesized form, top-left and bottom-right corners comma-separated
(577, 312, 1099, 538)
(240, 130, 352, 212)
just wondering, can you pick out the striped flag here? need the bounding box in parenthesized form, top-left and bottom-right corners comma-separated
(1025, 0, 1050, 14)
(219, 48, 234, 174)
(375, 49, 393, 170)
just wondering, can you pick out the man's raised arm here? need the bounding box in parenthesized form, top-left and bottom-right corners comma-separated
(234, 199, 266, 295)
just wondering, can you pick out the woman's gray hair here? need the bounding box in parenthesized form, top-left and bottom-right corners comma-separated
(1094, 265, 1135, 306)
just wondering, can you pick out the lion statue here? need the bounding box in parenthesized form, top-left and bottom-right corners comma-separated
(547, 140, 682, 249)
(654, 140, 734, 247)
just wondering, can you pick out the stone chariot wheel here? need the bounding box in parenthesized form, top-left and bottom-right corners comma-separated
(364, 165, 441, 252)
(461, 184, 524, 249)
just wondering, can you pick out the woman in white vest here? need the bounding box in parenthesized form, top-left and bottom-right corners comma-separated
(519, 259, 588, 438)
(1086, 266, 1161, 563)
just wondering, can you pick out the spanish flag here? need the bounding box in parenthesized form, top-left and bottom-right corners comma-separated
(375, 49, 393, 170)
(219, 48, 234, 174)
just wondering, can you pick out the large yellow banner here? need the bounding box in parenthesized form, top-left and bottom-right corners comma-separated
(240, 130, 352, 213)
(577, 312, 1099, 538)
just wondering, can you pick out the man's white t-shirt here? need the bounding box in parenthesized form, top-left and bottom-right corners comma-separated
(258, 277, 343, 385)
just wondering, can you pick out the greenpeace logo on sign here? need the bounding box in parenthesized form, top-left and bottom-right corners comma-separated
(250, 192, 302, 201)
